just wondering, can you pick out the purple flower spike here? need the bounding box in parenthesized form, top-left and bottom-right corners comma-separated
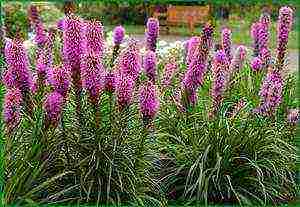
(4, 39, 33, 93)
(259, 47, 271, 68)
(162, 59, 178, 88)
(48, 65, 71, 98)
(139, 81, 160, 122)
(250, 57, 263, 72)
(143, 50, 157, 83)
(34, 21, 47, 46)
(251, 22, 261, 57)
(63, 15, 84, 78)
(287, 109, 299, 125)
(229, 45, 247, 73)
(104, 72, 116, 93)
(118, 40, 141, 81)
(254, 70, 283, 115)
(44, 91, 64, 128)
(115, 74, 135, 111)
(3, 88, 22, 132)
(186, 36, 201, 66)
(113, 26, 125, 45)
(221, 28, 232, 61)
(84, 20, 105, 56)
(146, 18, 159, 51)
(276, 6, 294, 70)
(211, 50, 229, 115)
(81, 53, 105, 104)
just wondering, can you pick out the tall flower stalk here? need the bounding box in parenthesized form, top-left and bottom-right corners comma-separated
(115, 73, 134, 112)
(63, 15, 84, 122)
(145, 18, 159, 52)
(143, 50, 157, 83)
(43, 91, 64, 130)
(111, 25, 125, 65)
(48, 65, 71, 98)
(162, 58, 178, 89)
(221, 28, 232, 62)
(186, 36, 201, 66)
(276, 6, 293, 71)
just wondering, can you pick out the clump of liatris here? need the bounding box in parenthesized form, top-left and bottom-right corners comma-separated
(276, 6, 294, 71)
(287, 109, 299, 125)
(84, 20, 104, 56)
(139, 81, 159, 125)
(104, 72, 116, 93)
(145, 18, 159, 52)
(118, 40, 141, 81)
(43, 91, 64, 129)
(48, 65, 71, 98)
(221, 28, 232, 61)
(211, 50, 229, 116)
(250, 57, 263, 72)
(229, 45, 247, 73)
(115, 74, 135, 111)
(254, 70, 283, 115)
(162, 58, 178, 89)
(186, 36, 201, 66)
(81, 53, 105, 105)
(3, 88, 22, 133)
(143, 50, 157, 83)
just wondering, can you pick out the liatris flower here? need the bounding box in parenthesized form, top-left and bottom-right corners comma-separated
(254, 70, 283, 115)
(31, 74, 38, 94)
(186, 36, 201, 66)
(36, 49, 48, 90)
(139, 81, 159, 124)
(287, 109, 299, 125)
(34, 21, 47, 47)
(115, 73, 135, 111)
(4, 39, 33, 93)
(81, 53, 105, 105)
(44, 27, 57, 67)
(113, 25, 125, 45)
(211, 50, 229, 115)
(259, 47, 271, 68)
(48, 65, 71, 98)
(221, 28, 232, 61)
(84, 20, 104, 56)
(118, 40, 141, 81)
(43, 91, 64, 129)
(251, 22, 261, 57)
(3, 88, 22, 132)
(28, 5, 40, 29)
(57, 18, 65, 31)
(145, 18, 159, 52)
(143, 50, 157, 83)
(276, 6, 294, 70)
(162, 59, 178, 88)
(250, 57, 263, 72)
(229, 45, 247, 73)
(260, 12, 271, 27)
(104, 71, 116, 93)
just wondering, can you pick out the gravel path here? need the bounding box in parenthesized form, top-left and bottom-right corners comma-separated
(131, 34, 299, 73)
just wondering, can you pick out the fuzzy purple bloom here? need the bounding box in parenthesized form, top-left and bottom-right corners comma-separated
(118, 40, 141, 81)
(3, 88, 22, 131)
(143, 50, 157, 83)
(48, 65, 71, 98)
(44, 91, 64, 128)
(104, 72, 116, 93)
(81, 53, 105, 104)
(254, 70, 283, 115)
(250, 57, 263, 72)
(34, 21, 47, 46)
(28, 5, 40, 29)
(4, 39, 33, 93)
(162, 59, 178, 88)
(139, 81, 160, 122)
(287, 109, 299, 125)
(251, 22, 261, 57)
(84, 20, 105, 56)
(186, 36, 201, 66)
(229, 45, 247, 73)
(115, 73, 135, 111)
(113, 26, 125, 45)
(259, 47, 271, 68)
(211, 50, 229, 114)
(276, 6, 293, 70)
(145, 18, 159, 51)
(221, 28, 232, 61)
